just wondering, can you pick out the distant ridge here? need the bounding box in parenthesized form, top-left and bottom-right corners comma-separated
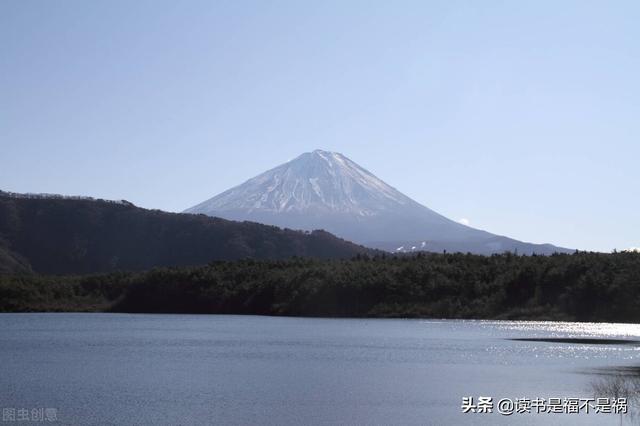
(0, 189, 132, 205)
(0, 191, 373, 275)
(186, 150, 572, 255)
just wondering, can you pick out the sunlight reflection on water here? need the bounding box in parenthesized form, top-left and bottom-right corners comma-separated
(1, 314, 637, 425)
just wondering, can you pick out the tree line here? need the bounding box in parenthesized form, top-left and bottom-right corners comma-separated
(1, 251, 639, 322)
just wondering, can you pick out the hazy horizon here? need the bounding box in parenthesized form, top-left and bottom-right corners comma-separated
(2, 1, 639, 252)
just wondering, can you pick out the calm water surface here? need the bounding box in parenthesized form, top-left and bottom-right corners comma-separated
(1, 314, 639, 425)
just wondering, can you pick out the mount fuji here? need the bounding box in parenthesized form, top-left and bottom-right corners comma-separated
(185, 150, 571, 255)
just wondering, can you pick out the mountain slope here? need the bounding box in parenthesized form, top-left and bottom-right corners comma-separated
(0, 243, 32, 274)
(186, 150, 571, 255)
(0, 191, 373, 275)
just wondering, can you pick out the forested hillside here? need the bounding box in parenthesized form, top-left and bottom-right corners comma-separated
(0, 192, 372, 274)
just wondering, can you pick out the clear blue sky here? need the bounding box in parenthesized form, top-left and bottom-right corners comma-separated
(2, 0, 638, 252)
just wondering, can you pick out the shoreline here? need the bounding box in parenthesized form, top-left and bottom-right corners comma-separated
(2, 310, 640, 328)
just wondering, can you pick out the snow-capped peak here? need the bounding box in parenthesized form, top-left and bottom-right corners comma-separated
(184, 150, 573, 255)
(186, 150, 416, 216)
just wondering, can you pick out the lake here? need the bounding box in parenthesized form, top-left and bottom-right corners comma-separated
(1, 314, 639, 425)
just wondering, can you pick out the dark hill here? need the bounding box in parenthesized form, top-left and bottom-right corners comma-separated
(0, 191, 372, 275)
